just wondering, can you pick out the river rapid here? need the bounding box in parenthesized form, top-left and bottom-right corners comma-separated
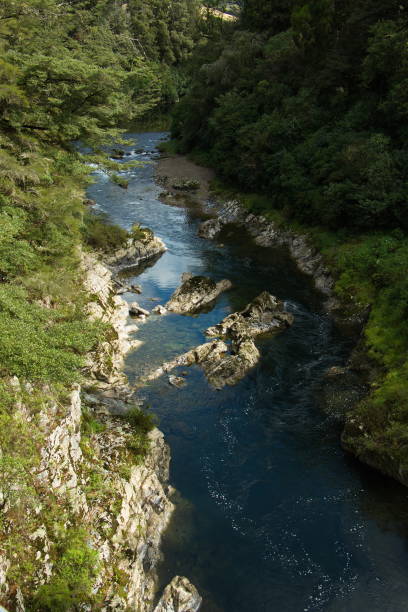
(87, 132, 408, 612)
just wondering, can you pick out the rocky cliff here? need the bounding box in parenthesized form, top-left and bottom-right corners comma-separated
(0, 239, 199, 611)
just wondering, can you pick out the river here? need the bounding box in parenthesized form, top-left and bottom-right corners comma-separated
(87, 132, 408, 612)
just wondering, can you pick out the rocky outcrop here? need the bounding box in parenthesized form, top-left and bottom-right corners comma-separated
(106, 428, 174, 611)
(197, 218, 222, 239)
(201, 200, 334, 298)
(137, 340, 228, 388)
(206, 291, 294, 339)
(203, 292, 293, 388)
(129, 302, 150, 317)
(82, 252, 141, 386)
(139, 292, 293, 390)
(153, 304, 167, 315)
(37, 385, 88, 514)
(165, 274, 232, 314)
(105, 233, 166, 271)
(0, 241, 201, 612)
(154, 576, 202, 612)
(81, 252, 200, 611)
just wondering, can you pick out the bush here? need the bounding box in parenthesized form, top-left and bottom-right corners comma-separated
(0, 285, 106, 383)
(125, 405, 157, 433)
(122, 405, 157, 461)
(32, 529, 100, 611)
(82, 212, 130, 253)
(111, 174, 129, 189)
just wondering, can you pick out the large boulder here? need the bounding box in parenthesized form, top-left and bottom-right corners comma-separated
(105, 233, 166, 270)
(206, 291, 294, 339)
(202, 336, 260, 389)
(165, 275, 232, 314)
(154, 576, 202, 612)
(197, 218, 223, 239)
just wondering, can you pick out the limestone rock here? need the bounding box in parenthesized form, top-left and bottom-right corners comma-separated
(152, 304, 167, 315)
(37, 385, 88, 513)
(129, 302, 150, 317)
(204, 199, 334, 296)
(197, 218, 223, 239)
(105, 234, 166, 270)
(168, 375, 186, 388)
(137, 340, 228, 387)
(206, 291, 294, 339)
(139, 293, 293, 390)
(202, 337, 260, 389)
(154, 576, 202, 612)
(165, 275, 232, 314)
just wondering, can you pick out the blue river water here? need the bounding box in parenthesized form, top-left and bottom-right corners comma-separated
(87, 132, 408, 612)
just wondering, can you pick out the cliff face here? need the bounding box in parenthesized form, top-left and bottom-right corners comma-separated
(0, 240, 200, 611)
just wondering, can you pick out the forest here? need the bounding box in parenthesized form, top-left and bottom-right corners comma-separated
(172, 0, 408, 483)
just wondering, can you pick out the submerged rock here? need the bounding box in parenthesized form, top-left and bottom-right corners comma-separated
(317, 366, 368, 422)
(137, 340, 228, 387)
(154, 576, 202, 612)
(165, 275, 232, 314)
(168, 375, 186, 388)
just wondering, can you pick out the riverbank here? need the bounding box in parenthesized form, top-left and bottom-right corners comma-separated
(0, 222, 201, 611)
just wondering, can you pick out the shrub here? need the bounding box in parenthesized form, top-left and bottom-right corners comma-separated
(125, 405, 157, 434)
(32, 529, 100, 611)
(82, 212, 130, 253)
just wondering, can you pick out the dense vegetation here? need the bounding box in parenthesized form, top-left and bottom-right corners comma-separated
(0, 0, 199, 607)
(172, 1, 408, 480)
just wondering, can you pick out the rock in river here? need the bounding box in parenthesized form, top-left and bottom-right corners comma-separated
(138, 292, 293, 390)
(206, 291, 294, 339)
(165, 275, 232, 314)
(154, 575, 202, 612)
(197, 218, 223, 239)
(152, 304, 167, 315)
(168, 375, 186, 388)
(129, 302, 150, 317)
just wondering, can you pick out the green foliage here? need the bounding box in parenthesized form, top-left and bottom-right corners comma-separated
(172, 0, 407, 232)
(111, 173, 129, 189)
(32, 529, 100, 611)
(83, 211, 130, 253)
(123, 405, 157, 462)
(0, 0, 199, 606)
(125, 405, 157, 433)
(0, 285, 105, 383)
(128, 0, 200, 66)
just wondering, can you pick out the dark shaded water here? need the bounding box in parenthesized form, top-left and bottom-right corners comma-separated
(87, 133, 408, 612)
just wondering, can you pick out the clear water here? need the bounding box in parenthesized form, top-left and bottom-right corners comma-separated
(87, 133, 408, 612)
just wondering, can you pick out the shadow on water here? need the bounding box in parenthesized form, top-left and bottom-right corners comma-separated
(86, 132, 408, 612)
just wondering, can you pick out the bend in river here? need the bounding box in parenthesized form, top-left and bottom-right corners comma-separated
(87, 132, 408, 612)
